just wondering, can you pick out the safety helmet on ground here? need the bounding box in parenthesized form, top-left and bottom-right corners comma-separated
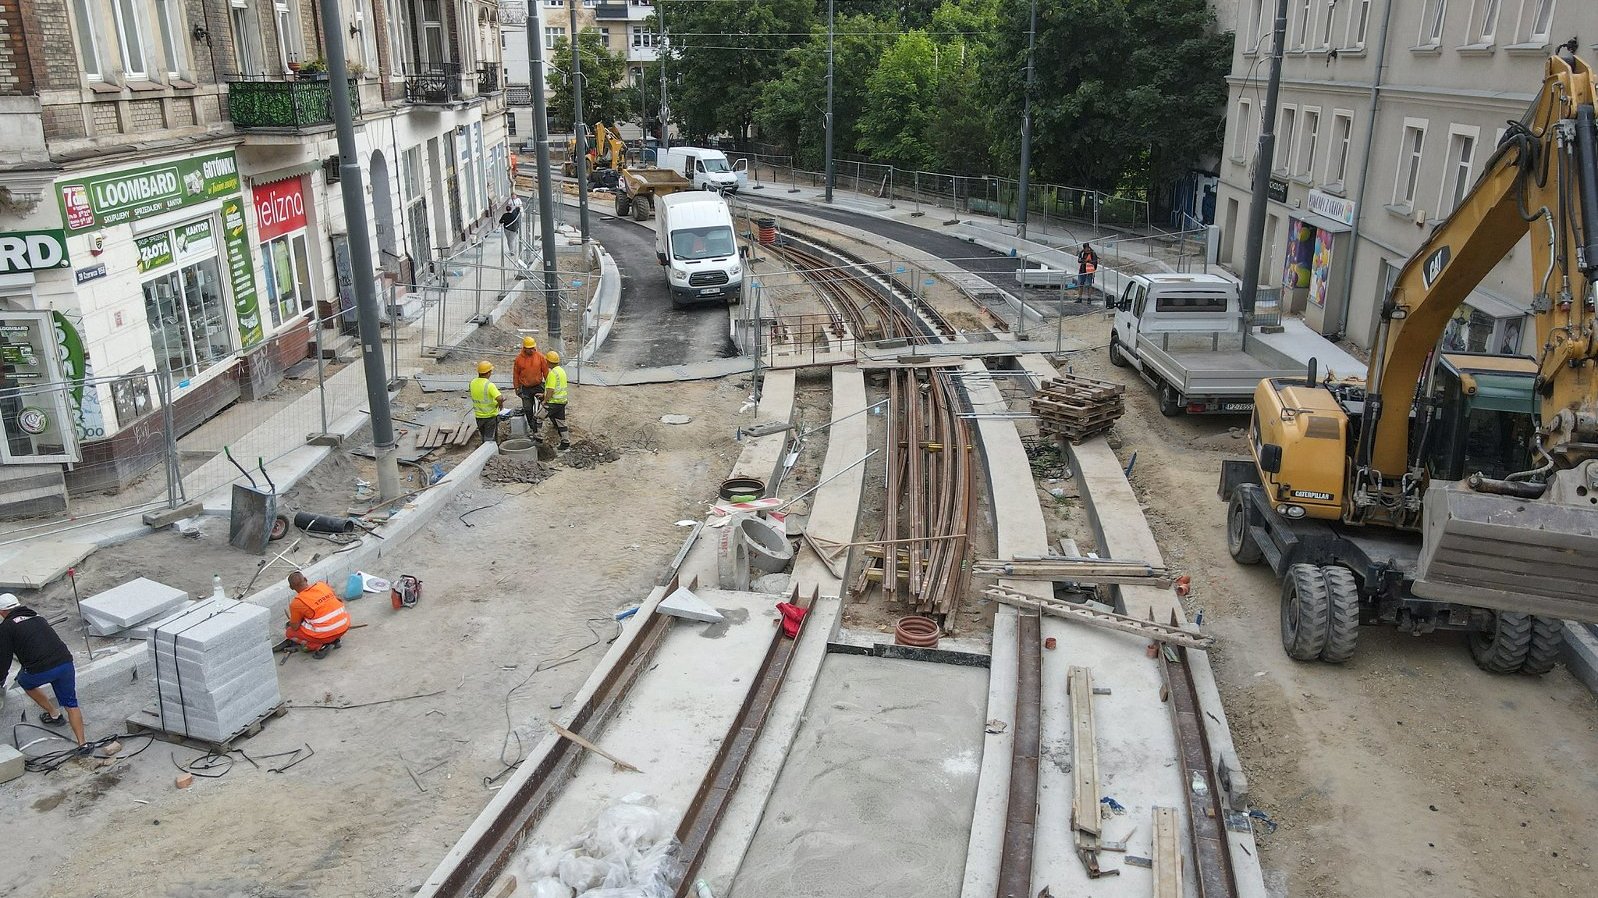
(477, 361, 494, 375)
(545, 350, 560, 364)
(522, 336, 537, 349)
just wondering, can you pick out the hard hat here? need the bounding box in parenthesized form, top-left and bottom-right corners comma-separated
(545, 350, 560, 364)
(0, 593, 18, 612)
(477, 361, 494, 375)
(522, 336, 537, 349)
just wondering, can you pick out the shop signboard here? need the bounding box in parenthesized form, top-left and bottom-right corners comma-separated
(0, 229, 71, 274)
(220, 197, 265, 348)
(57, 150, 241, 234)
(254, 177, 307, 241)
(136, 232, 174, 273)
(1267, 176, 1289, 203)
(1307, 189, 1357, 227)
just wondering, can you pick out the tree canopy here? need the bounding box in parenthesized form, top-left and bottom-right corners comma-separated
(545, 32, 631, 132)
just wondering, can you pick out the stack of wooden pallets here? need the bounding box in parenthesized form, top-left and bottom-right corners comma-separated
(1030, 374, 1126, 442)
(414, 415, 479, 450)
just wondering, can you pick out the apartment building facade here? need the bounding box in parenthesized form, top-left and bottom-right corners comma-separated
(1216, 0, 1580, 354)
(501, 0, 656, 145)
(0, 0, 509, 514)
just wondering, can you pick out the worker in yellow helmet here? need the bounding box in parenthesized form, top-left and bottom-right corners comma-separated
(541, 350, 570, 450)
(470, 360, 505, 444)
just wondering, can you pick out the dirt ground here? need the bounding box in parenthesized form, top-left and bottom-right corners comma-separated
(1049, 310, 1598, 898)
(0, 376, 753, 898)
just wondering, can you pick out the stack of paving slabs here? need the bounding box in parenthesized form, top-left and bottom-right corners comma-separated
(1030, 374, 1126, 442)
(146, 598, 281, 743)
(77, 577, 189, 637)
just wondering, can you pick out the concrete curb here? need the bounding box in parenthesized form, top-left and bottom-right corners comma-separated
(579, 243, 621, 363)
(1562, 622, 1598, 695)
(3, 442, 500, 712)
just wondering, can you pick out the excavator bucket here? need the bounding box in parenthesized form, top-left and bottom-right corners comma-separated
(1412, 482, 1598, 622)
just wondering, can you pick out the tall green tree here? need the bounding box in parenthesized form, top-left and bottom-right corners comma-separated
(1123, 0, 1231, 208)
(545, 32, 631, 132)
(754, 14, 895, 168)
(856, 32, 941, 170)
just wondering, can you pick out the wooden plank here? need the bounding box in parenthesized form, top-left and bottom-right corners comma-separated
(1069, 666, 1101, 837)
(1153, 806, 1183, 898)
(985, 587, 1214, 650)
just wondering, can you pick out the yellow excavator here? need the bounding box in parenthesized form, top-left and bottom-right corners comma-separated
(562, 122, 627, 182)
(1220, 49, 1598, 673)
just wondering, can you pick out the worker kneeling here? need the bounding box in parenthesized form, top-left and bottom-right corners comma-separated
(284, 571, 351, 659)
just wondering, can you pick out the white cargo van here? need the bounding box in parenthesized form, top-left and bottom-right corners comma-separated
(655, 192, 742, 306)
(659, 146, 742, 193)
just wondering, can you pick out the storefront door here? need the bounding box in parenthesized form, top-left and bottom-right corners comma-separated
(0, 311, 79, 463)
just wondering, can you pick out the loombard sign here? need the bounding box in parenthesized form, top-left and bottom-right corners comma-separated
(57, 151, 241, 234)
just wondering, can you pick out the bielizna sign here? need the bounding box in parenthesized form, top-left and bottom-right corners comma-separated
(57, 151, 241, 234)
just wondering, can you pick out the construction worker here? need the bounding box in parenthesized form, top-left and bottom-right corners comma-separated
(283, 572, 350, 659)
(1077, 242, 1099, 300)
(0, 593, 88, 748)
(542, 350, 571, 450)
(470, 360, 506, 444)
(512, 336, 550, 431)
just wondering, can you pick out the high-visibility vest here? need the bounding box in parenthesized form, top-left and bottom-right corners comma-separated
(290, 582, 350, 638)
(470, 376, 500, 418)
(545, 365, 568, 405)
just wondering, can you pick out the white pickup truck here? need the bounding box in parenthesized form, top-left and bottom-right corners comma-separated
(1108, 273, 1359, 416)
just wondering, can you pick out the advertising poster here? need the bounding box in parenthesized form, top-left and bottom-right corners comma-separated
(1308, 229, 1335, 308)
(221, 197, 265, 348)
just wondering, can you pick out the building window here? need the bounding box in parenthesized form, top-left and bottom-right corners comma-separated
(231, 0, 265, 76)
(1524, 0, 1555, 42)
(1473, 0, 1503, 42)
(1319, 0, 1336, 47)
(71, 0, 104, 80)
(630, 0, 651, 6)
(141, 221, 233, 388)
(1329, 112, 1353, 184)
(155, 0, 183, 76)
(1275, 106, 1297, 173)
(1420, 0, 1449, 47)
(545, 0, 563, 5)
(273, 0, 304, 71)
(1298, 108, 1320, 177)
(508, 112, 518, 135)
(389, 0, 410, 74)
(1349, 0, 1372, 47)
(263, 234, 314, 328)
(1442, 129, 1478, 214)
(631, 26, 655, 48)
(354, 2, 379, 71)
(1394, 122, 1428, 207)
(1294, 0, 1312, 48)
(113, 0, 149, 78)
(1232, 99, 1253, 159)
(545, 26, 566, 49)
(599, 27, 611, 47)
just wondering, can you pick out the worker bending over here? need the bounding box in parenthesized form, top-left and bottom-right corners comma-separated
(470, 360, 506, 444)
(284, 572, 350, 659)
(0, 593, 88, 748)
(542, 350, 571, 451)
(512, 337, 550, 431)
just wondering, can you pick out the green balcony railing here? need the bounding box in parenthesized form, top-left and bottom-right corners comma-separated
(228, 78, 362, 130)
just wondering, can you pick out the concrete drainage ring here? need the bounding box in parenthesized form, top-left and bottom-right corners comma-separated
(895, 616, 941, 648)
(498, 438, 538, 458)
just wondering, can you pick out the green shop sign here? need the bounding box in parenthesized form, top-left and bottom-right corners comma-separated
(58, 150, 241, 234)
(221, 197, 264, 348)
(135, 232, 173, 273)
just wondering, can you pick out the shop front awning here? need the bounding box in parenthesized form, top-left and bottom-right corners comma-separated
(242, 160, 323, 187)
(1291, 209, 1354, 234)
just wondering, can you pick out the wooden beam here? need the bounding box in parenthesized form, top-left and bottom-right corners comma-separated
(1153, 806, 1184, 898)
(986, 587, 1214, 651)
(547, 722, 642, 773)
(1069, 666, 1101, 837)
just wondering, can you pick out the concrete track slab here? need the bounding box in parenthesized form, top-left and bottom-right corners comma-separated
(731, 654, 988, 898)
(0, 541, 96, 589)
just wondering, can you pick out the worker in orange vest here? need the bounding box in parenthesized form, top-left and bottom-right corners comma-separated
(284, 571, 351, 659)
(1077, 242, 1099, 300)
(512, 336, 550, 430)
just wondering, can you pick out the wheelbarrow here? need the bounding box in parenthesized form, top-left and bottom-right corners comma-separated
(226, 447, 289, 554)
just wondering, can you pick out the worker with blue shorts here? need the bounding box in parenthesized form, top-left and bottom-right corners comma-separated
(1, 592, 88, 748)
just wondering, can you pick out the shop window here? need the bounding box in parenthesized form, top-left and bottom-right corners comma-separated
(0, 313, 78, 464)
(263, 233, 315, 328)
(143, 251, 232, 386)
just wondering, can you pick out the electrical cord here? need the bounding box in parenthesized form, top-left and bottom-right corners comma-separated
(12, 723, 155, 774)
(488, 616, 622, 786)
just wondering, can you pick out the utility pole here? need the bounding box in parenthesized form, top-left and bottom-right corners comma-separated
(823, 0, 834, 203)
(528, 1, 563, 341)
(316, 0, 398, 501)
(658, 3, 669, 157)
(570, 3, 590, 243)
(1016, 0, 1037, 239)
(1238, 0, 1290, 322)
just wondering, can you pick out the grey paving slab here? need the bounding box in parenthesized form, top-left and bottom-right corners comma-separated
(78, 577, 190, 636)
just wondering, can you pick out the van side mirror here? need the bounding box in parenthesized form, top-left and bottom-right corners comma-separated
(656, 251, 667, 265)
(1259, 443, 1283, 474)
(1117, 298, 1132, 312)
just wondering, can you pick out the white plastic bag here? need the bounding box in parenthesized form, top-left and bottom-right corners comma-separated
(557, 854, 609, 892)
(528, 878, 574, 898)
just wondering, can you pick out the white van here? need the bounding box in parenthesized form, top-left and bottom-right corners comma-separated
(655, 192, 742, 306)
(659, 146, 743, 193)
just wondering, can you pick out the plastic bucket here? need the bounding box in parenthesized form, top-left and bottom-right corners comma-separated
(719, 476, 766, 501)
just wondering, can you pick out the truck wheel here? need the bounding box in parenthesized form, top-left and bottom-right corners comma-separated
(634, 196, 653, 221)
(1519, 616, 1566, 675)
(1109, 334, 1130, 368)
(1159, 384, 1183, 417)
(1468, 612, 1532, 674)
(1319, 565, 1361, 663)
(1280, 563, 1330, 661)
(614, 193, 632, 217)
(1226, 493, 1263, 564)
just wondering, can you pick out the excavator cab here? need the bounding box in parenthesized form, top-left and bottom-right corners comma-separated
(1421, 354, 1538, 482)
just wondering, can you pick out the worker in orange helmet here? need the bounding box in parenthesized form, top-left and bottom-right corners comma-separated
(512, 336, 550, 431)
(283, 571, 350, 659)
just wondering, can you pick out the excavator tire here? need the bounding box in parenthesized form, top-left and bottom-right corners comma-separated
(1519, 616, 1566, 676)
(1226, 493, 1263, 564)
(1468, 611, 1533, 674)
(1319, 565, 1361, 663)
(1281, 563, 1330, 661)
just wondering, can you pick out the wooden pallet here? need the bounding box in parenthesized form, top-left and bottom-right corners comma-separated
(124, 701, 288, 754)
(1047, 373, 1125, 397)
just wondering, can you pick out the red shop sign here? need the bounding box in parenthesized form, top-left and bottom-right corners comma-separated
(253, 177, 307, 241)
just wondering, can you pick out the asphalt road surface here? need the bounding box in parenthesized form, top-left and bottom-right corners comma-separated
(587, 211, 736, 370)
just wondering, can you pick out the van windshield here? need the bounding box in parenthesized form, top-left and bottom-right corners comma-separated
(671, 226, 736, 261)
(700, 158, 731, 173)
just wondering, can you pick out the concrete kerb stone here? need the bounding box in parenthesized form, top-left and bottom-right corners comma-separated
(579, 242, 621, 362)
(959, 603, 1019, 898)
(728, 369, 796, 496)
(1563, 622, 1598, 695)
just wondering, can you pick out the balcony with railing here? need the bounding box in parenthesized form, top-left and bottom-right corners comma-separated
(478, 63, 502, 94)
(405, 63, 465, 105)
(228, 78, 362, 130)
